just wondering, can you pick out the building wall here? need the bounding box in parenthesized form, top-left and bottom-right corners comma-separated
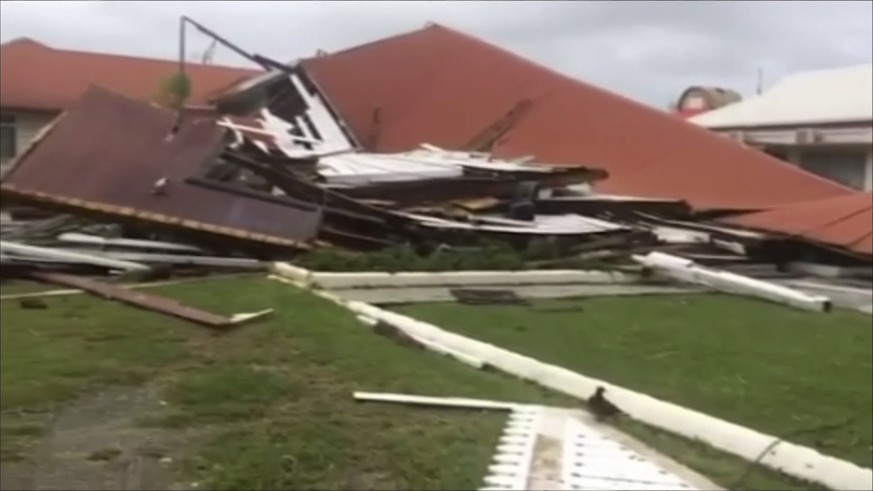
(0, 109, 58, 171)
(745, 139, 871, 192)
(794, 145, 871, 191)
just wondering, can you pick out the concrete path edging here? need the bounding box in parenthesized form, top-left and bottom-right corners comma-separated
(272, 263, 645, 289)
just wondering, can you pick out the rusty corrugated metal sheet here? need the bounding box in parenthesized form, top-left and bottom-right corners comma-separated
(0, 87, 320, 248)
(302, 24, 852, 211)
(720, 192, 873, 256)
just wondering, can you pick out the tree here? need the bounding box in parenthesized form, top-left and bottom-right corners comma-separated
(157, 72, 192, 110)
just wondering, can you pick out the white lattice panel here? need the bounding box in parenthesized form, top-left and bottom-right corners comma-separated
(480, 406, 541, 491)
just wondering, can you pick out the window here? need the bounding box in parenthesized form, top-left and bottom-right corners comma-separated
(798, 149, 868, 190)
(0, 113, 16, 160)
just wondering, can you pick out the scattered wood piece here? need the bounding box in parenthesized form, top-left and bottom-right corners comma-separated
(0, 273, 254, 301)
(372, 319, 426, 350)
(28, 272, 272, 329)
(18, 298, 47, 310)
(356, 314, 484, 368)
(450, 288, 529, 305)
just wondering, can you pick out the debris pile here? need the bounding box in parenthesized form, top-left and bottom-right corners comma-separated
(1, 66, 870, 291)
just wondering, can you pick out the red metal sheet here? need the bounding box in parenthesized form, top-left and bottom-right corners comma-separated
(1, 87, 320, 248)
(0, 38, 261, 111)
(720, 192, 873, 256)
(302, 24, 852, 211)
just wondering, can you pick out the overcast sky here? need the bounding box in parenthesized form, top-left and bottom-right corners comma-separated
(2, 1, 871, 107)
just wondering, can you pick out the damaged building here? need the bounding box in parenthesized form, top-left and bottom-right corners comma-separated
(1, 22, 870, 287)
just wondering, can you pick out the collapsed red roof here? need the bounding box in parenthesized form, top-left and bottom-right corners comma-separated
(720, 192, 873, 257)
(0, 38, 261, 111)
(302, 24, 851, 211)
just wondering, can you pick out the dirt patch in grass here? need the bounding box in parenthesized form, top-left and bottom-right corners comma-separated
(399, 295, 873, 471)
(1, 386, 201, 491)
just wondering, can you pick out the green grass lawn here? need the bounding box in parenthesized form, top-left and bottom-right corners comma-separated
(0, 280, 59, 296)
(1, 277, 569, 490)
(399, 294, 873, 471)
(1, 279, 828, 490)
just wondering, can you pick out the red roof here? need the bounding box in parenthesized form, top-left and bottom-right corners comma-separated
(720, 192, 873, 256)
(0, 38, 261, 111)
(302, 24, 851, 210)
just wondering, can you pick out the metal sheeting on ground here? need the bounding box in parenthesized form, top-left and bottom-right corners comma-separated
(0, 87, 320, 249)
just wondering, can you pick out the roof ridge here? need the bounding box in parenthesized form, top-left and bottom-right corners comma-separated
(45, 42, 260, 73)
(308, 23, 442, 60)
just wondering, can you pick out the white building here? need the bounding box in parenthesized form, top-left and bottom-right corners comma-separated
(691, 64, 873, 191)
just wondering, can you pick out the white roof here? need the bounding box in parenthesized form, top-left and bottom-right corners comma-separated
(690, 64, 873, 128)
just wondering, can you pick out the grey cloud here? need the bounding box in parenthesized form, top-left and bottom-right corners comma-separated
(1, 0, 870, 107)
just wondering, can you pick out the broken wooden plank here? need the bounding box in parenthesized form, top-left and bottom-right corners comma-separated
(28, 272, 272, 329)
(450, 288, 529, 305)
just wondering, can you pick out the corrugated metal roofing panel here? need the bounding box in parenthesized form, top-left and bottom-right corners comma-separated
(720, 192, 873, 256)
(0, 87, 321, 248)
(302, 24, 852, 211)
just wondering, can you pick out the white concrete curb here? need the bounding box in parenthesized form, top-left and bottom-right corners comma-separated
(272, 263, 643, 289)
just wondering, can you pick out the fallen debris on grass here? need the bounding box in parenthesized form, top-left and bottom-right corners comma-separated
(450, 288, 530, 306)
(352, 391, 713, 490)
(633, 251, 832, 312)
(29, 272, 273, 329)
(353, 391, 524, 411)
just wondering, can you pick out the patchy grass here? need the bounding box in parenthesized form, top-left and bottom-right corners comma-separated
(1, 277, 565, 489)
(399, 294, 873, 470)
(1, 278, 837, 490)
(0, 280, 57, 296)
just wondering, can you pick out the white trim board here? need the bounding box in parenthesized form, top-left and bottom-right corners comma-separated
(272, 268, 872, 490)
